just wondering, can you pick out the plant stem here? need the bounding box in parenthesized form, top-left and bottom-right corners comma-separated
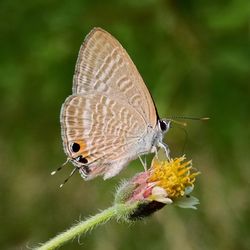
(35, 203, 137, 250)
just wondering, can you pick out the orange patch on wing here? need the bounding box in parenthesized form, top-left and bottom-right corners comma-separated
(70, 139, 88, 157)
(69, 139, 98, 164)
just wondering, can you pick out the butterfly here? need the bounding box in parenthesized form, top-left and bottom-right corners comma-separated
(60, 27, 170, 181)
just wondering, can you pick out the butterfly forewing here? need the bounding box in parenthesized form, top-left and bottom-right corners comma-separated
(73, 28, 157, 126)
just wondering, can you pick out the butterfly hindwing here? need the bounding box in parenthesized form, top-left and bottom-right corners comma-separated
(60, 93, 147, 178)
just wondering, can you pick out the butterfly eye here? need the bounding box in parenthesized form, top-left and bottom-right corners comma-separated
(159, 120, 167, 131)
(71, 142, 80, 152)
(159, 120, 170, 132)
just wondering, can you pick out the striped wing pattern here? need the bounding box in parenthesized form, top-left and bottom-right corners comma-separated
(61, 28, 157, 179)
(73, 28, 156, 125)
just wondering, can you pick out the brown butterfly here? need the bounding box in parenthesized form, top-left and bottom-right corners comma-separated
(60, 28, 170, 181)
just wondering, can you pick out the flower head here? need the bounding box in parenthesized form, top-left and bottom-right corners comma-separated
(148, 156, 199, 200)
(114, 155, 200, 219)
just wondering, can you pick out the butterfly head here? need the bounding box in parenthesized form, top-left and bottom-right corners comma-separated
(158, 119, 171, 134)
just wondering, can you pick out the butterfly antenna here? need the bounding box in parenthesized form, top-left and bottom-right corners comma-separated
(169, 119, 187, 127)
(166, 116, 210, 127)
(181, 127, 188, 155)
(168, 121, 189, 154)
(51, 158, 70, 176)
(60, 167, 78, 188)
(167, 116, 209, 154)
(169, 116, 210, 121)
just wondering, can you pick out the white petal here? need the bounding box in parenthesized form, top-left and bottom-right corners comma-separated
(150, 186, 172, 204)
(151, 186, 168, 197)
(184, 186, 194, 195)
(174, 196, 200, 209)
(155, 197, 173, 204)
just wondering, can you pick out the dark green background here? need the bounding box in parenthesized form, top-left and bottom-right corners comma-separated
(1, 0, 249, 249)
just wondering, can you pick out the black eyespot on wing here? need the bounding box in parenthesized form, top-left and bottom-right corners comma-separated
(76, 155, 88, 164)
(159, 120, 167, 131)
(80, 156, 88, 164)
(71, 143, 80, 152)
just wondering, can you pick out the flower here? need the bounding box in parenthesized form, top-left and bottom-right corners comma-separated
(148, 156, 199, 201)
(114, 155, 200, 220)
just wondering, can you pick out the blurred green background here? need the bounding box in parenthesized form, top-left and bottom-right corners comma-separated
(1, 0, 250, 249)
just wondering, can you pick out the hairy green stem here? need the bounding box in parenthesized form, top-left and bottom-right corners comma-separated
(35, 203, 137, 250)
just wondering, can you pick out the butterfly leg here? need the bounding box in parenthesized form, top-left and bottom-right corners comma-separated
(154, 147, 159, 159)
(139, 155, 147, 171)
(159, 142, 170, 160)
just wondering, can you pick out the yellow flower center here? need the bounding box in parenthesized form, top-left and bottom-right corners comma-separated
(148, 156, 200, 199)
